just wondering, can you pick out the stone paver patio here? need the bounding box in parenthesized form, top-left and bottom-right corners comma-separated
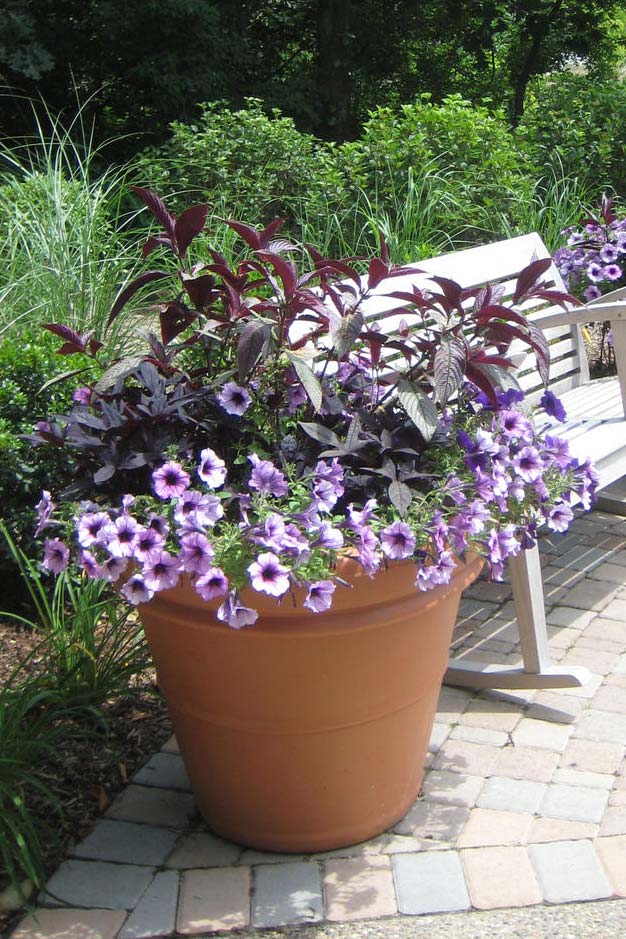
(11, 508, 626, 938)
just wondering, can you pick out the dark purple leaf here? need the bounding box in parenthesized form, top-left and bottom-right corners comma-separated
(237, 321, 272, 380)
(181, 274, 218, 311)
(159, 301, 197, 345)
(331, 310, 365, 360)
(388, 479, 412, 516)
(174, 204, 208, 257)
(433, 336, 466, 405)
(108, 271, 170, 326)
(133, 187, 177, 241)
(512, 258, 553, 303)
(142, 234, 174, 260)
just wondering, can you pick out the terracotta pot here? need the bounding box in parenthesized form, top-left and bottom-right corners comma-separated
(138, 554, 482, 852)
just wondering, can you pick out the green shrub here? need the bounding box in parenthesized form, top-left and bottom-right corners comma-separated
(518, 73, 626, 196)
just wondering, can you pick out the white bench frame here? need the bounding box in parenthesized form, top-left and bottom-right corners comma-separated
(364, 233, 626, 691)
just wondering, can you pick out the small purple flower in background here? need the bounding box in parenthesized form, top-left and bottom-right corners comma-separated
(218, 382, 251, 416)
(252, 513, 286, 550)
(380, 521, 416, 559)
(180, 531, 214, 575)
(345, 499, 378, 528)
(287, 383, 308, 413)
(498, 388, 525, 408)
(42, 539, 70, 573)
(546, 503, 574, 532)
(78, 549, 104, 579)
(217, 591, 258, 629)
(312, 521, 344, 550)
(107, 514, 139, 558)
(121, 575, 154, 605)
(462, 499, 491, 535)
(147, 514, 169, 538)
(281, 523, 310, 560)
(605, 264, 623, 281)
(313, 479, 340, 512)
(354, 526, 381, 575)
(444, 475, 466, 505)
(72, 386, 92, 405)
(175, 490, 223, 528)
(35, 490, 54, 536)
(498, 409, 532, 439)
(195, 566, 229, 601)
(197, 448, 227, 488)
(540, 390, 567, 422)
(248, 552, 291, 596)
(134, 526, 165, 565)
(512, 446, 543, 483)
(142, 551, 181, 591)
(543, 435, 572, 471)
(248, 454, 289, 497)
(600, 243, 620, 263)
(77, 511, 113, 548)
(153, 461, 190, 499)
(587, 261, 604, 283)
(498, 524, 520, 560)
(101, 556, 128, 583)
(304, 580, 336, 613)
(584, 284, 601, 301)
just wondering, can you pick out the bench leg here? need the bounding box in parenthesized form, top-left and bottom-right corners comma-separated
(445, 544, 591, 690)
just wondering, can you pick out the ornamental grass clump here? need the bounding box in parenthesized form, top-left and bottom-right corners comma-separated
(30, 188, 597, 627)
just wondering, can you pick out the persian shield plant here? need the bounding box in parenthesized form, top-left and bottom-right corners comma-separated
(31, 188, 597, 626)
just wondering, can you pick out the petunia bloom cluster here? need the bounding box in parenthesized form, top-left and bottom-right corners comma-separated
(38, 398, 597, 629)
(555, 195, 626, 303)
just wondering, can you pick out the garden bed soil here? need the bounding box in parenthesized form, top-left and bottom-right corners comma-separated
(0, 619, 171, 937)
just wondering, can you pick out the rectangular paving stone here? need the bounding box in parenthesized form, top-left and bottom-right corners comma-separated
(252, 861, 323, 928)
(449, 725, 509, 747)
(526, 818, 599, 843)
(420, 769, 485, 808)
(586, 616, 626, 644)
(546, 607, 595, 630)
(458, 698, 522, 733)
(600, 807, 626, 836)
(593, 684, 626, 713)
(323, 855, 397, 921)
(165, 830, 241, 868)
(528, 840, 613, 903)
(572, 710, 626, 744)
(561, 648, 622, 676)
(119, 870, 179, 939)
(432, 740, 501, 777)
(461, 846, 542, 909)
(457, 808, 534, 848)
(553, 768, 615, 789)
(539, 783, 610, 823)
(392, 851, 470, 915)
(106, 785, 195, 828)
(40, 860, 154, 910)
(594, 835, 626, 896)
(560, 739, 624, 775)
(477, 777, 547, 815)
(491, 746, 559, 783)
(132, 753, 192, 791)
(71, 820, 178, 867)
(511, 717, 573, 751)
(393, 800, 470, 841)
(598, 597, 626, 620)
(611, 791, 626, 806)
(11, 909, 126, 939)
(435, 686, 473, 720)
(177, 867, 251, 934)
(428, 721, 451, 753)
(554, 581, 616, 612)
(557, 545, 610, 572)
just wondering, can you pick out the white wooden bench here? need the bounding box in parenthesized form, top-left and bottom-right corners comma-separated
(363, 232, 626, 690)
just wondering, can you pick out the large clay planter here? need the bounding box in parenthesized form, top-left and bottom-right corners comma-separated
(138, 554, 482, 852)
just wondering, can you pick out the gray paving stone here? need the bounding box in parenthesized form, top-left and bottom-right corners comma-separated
(540, 783, 611, 824)
(392, 851, 470, 915)
(572, 709, 626, 744)
(119, 871, 179, 939)
(477, 777, 547, 815)
(165, 830, 241, 868)
(132, 752, 192, 791)
(252, 862, 323, 928)
(556, 546, 612, 572)
(40, 860, 154, 910)
(106, 785, 195, 828)
(528, 840, 613, 903)
(71, 820, 178, 866)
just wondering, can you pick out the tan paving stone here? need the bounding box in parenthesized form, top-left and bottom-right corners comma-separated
(586, 616, 626, 644)
(610, 791, 626, 807)
(553, 768, 615, 789)
(575, 635, 625, 654)
(525, 691, 584, 723)
(457, 808, 533, 848)
(557, 673, 603, 699)
(526, 817, 599, 843)
(458, 698, 522, 733)
(561, 739, 625, 774)
(599, 596, 626, 620)
(600, 807, 626, 836)
(449, 725, 509, 747)
(420, 770, 485, 808)
(323, 855, 397, 921)
(560, 647, 622, 676)
(545, 626, 579, 649)
(546, 607, 596, 630)
(11, 909, 126, 939)
(595, 835, 626, 896)
(435, 686, 473, 721)
(593, 683, 626, 713)
(573, 709, 626, 744)
(393, 799, 470, 840)
(460, 846, 541, 909)
(492, 746, 559, 783)
(382, 834, 451, 854)
(511, 717, 573, 751)
(177, 867, 251, 934)
(432, 740, 501, 777)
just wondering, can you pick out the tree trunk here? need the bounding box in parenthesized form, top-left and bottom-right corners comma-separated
(510, 0, 564, 126)
(316, 0, 353, 139)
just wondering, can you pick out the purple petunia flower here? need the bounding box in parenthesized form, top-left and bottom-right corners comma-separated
(540, 390, 567, 422)
(345, 499, 378, 528)
(587, 261, 605, 283)
(287, 383, 308, 413)
(218, 382, 251, 416)
(600, 243, 620, 263)
(354, 525, 381, 575)
(147, 514, 169, 538)
(543, 435, 572, 471)
(195, 566, 229, 601)
(498, 409, 532, 439)
(248, 454, 289, 497)
(133, 526, 165, 565)
(77, 511, 113, 548)
(304, 580, 336, 613)
(197, 448, 227, 489)
(42, 538, 70, 573)
(101, 556, 128, 583)
(175, 490, 223, 529)
(312, 521, 344, 551)
(248, 552, 291, 597)
(153, 461, 190, 500)
(35, 490, 55, 536)
(72, 386, 92, 405)
(584, 284, 602, 302)
(107, 514, 139, 558)
(604, 263, 623, 282)
(180, 531, 214, 575)
(78, 549, 104, 579)
(546, 502, 574, 532)
(380, 521, 416, 560)
(121, 575, 154, 605)
(216, 591, 258, 629)
(142, 551, 181, 592)
(512, 446, 543, 483)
